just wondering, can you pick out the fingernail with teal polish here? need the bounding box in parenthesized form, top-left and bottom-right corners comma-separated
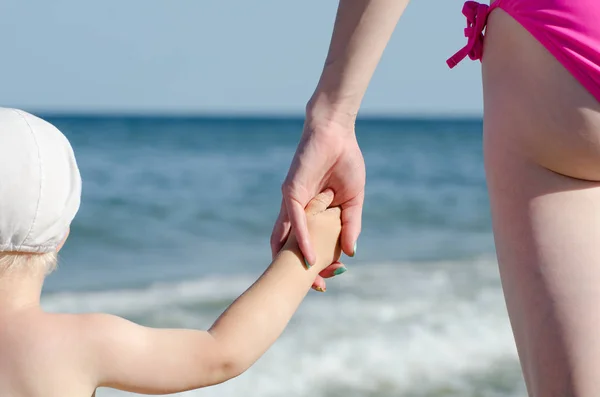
(351, 241, 357, 257)
(333, 266, 347, 276)
(303, 257, 311, 269)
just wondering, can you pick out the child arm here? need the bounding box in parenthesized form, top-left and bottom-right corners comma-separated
(82, 191, 341, 394)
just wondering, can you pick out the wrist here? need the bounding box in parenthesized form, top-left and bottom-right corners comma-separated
(280, 235, 330, 273)
(306, 92, 360, 132)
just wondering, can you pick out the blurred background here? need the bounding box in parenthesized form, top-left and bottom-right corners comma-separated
(1, 1, 524, 396)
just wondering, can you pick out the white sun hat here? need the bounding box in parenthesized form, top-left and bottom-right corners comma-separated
(0, 108, 81, 253)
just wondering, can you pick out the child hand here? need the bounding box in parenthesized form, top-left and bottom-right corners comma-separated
(283, 189, 342, 272)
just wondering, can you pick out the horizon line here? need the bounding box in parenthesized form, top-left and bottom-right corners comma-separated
(33, 110, 483, 121)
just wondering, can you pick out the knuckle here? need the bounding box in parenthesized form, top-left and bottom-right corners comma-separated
(327, 206, 342, 217)
(281, 180, 298, 195)
(282, 180, 310, 201)
(312, 196, 329, 209)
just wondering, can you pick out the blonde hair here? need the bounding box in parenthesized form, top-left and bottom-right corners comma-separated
(0, 252, 58, 275)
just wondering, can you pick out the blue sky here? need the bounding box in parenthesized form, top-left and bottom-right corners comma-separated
(1, 1, 483, 116)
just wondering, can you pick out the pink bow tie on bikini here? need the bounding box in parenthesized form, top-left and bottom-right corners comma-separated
(447, 1, 491, 68)
(445, 0, 600, 101)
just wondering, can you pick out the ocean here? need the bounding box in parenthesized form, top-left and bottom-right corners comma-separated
(38, 116, 525, 397)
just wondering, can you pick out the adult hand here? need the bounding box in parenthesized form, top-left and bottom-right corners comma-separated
(271, 116, 366, 291)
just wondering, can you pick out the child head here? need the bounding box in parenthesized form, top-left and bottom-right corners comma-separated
(0, 108, 81, 276)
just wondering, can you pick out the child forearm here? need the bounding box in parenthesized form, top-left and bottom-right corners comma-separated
(87, 244, 324, 394)
(88, 194, 340, 394)
(207, 241, 324, 379)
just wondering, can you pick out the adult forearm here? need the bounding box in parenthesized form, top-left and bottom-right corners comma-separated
(308, 0, 410, 124)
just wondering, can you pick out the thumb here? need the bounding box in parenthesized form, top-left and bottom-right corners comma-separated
(340, 192, 364, 257)
(305, 188, 335, 214)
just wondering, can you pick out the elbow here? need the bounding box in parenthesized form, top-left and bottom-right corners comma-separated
(206, 350, 249, 386)
(218, 356, 249, 383)
(202, 332, 255, 386)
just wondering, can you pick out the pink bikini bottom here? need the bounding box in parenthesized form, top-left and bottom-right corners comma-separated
(448, 0, 600, 103)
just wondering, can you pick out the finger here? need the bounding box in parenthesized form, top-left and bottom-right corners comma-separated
(304, 188, 335, 215)
(311, 275, 327, 292)
(319, 261, 348, 279)
(340, 191, 364, 257)
(270, 198, 291, 258)
(285, 197, 316, 267)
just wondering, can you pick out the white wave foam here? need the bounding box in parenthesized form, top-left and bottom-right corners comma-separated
(42, 275, 253, 315)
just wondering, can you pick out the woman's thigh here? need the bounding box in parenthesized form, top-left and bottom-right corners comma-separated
(482, 8, 600, 397)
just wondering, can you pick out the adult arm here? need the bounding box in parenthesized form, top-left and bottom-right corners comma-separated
(272, 0, 410, 279)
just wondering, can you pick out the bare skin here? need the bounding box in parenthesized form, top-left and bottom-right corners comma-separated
(484, 7, 600, 396)
(274, 0, 600, 395)
(0, 192, 342, 397)
(272, 0, 409, 292)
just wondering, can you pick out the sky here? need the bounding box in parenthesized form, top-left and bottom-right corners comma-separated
(0, 1, 483, 116)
